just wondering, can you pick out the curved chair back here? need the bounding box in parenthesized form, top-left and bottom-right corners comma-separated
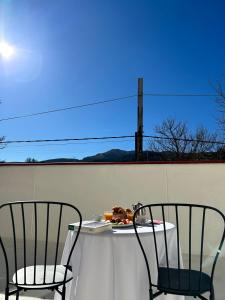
(0, 201, 82, 289)
(133, 203, 225, 298)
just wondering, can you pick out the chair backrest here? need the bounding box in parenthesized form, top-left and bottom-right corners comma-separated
(133, 203, 225, 294)
(0, 201, 82, 288)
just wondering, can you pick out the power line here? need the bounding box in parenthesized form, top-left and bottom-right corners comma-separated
(144, 93, 217, 97)
(0, 94, 136, 122)
(0, 134, 225, 146)
(0, 92, 220, 123)
(144, 135, 225, 145)
(0, 92, 219, 123)
(1, 135, 135, 144)
(6, 138, 134, 148)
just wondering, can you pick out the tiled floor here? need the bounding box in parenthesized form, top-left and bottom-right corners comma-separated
(0, 257, 224, 300)
(0, 296, 50, 300)
(0, 289, 53, 300)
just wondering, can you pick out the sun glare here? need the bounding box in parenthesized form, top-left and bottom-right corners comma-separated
(0, 41, 15, 60)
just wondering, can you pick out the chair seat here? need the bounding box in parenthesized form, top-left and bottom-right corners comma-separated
(158, 267, 212, 296)
(12, 265, 73, 288)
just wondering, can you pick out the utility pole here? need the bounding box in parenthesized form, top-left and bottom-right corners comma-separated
(135, 78, 143, 161)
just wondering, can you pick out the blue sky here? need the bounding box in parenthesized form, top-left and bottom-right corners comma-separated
(0, 0, 225, 161)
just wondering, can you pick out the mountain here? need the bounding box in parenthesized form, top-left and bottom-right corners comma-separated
(39, 149, 163, 163)
(41, 158, 79, 163)
(82, 149, 135, 162)
(20, 148, 223, 163)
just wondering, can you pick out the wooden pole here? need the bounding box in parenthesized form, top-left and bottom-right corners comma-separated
(135, 78, 143, 161)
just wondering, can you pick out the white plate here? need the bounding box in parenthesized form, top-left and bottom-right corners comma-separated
(111, 223, 133, 228)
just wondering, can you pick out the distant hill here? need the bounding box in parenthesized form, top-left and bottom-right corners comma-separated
(41, 158, 79, 163)
(82, 149, 136, 162)
(39, 149, 164, 163)
(17, 148, 224, 163)
(0, 149, 225, 164)
(81, 149, 174, 162)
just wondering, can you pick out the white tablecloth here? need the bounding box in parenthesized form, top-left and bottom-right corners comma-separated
(57, 223, 184, 300)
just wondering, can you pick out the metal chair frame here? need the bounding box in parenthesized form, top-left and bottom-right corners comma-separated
(133, 203, 225, 300)
(0, 201, 82, 300)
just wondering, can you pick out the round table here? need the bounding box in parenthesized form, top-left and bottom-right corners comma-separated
(56, 223, 184, 300)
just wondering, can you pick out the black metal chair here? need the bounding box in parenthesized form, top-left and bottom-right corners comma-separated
(0, 201, 82, 300)
(133, 203, 225, 300)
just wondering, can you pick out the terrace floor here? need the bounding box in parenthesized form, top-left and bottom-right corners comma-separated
(0, 257, 224, 300)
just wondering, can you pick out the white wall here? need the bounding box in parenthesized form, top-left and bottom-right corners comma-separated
(0, 163, 224, 217)
(0, 162, 225, 256)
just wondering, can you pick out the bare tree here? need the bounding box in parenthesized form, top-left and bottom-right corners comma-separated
(189, 126, 217, 155)
(0, 136, 5, 149)
(149, 118, 190, 159)
(149, 118, 217, 160)
(215, 82, 225, 137)
(25, 157, 38, 163)
(0, 100, 6, 150)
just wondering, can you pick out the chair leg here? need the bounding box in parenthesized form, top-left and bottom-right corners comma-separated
(62, 285, 66, 300)
(210, 288, 215, 300)
(5, 288, 9, 300)
(16, 290, 20, 300)
(149, 288, 153, 300)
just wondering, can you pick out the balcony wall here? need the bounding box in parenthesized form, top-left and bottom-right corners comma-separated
(0, 162, 224, 215)
(0, 162, 224, 255)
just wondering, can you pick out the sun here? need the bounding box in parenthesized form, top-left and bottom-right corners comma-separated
(0, 41, 15, 60)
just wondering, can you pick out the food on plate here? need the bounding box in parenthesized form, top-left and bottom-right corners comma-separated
(125, 208, 134, 221)
(112, 206, 126, 220)
(106, 206, 134, 225)
(111, 218, 133, 225)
